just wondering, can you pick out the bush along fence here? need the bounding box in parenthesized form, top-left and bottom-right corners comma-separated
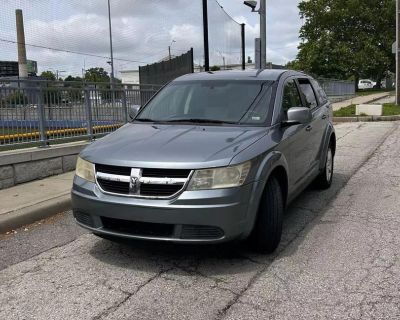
(0, 79, 161, 149)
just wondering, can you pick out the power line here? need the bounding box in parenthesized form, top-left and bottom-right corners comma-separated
(0, 38, 152, 64)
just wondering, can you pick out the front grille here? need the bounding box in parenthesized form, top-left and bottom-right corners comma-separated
(140, 184, 183, 196)
(96, 164, 131, 176)
(181, 225, 224, 240)
(101, 217, 174, 237)
(142, 168, 191, 178)
(95, 164, 191, 198)
(73, 211, 94, 227)
(97, 179, 130, 194)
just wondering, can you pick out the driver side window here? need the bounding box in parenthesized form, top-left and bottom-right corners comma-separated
(281, 80, 302, 118)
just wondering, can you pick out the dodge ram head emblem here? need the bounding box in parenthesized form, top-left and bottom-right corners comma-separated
(129, 168, 141, 194)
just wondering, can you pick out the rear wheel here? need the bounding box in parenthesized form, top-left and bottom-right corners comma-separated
(249, 176, 284, 253)
(315, 143, 334, 189)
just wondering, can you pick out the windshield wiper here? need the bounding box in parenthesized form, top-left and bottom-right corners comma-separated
(135, 118, 156, 122)
(164, 118, 236, 124)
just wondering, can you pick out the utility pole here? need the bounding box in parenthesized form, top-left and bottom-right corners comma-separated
(56, 70, 65, 80)
(202, 0, 210, 71)
(241, 23, 246, 70)
(396, 0, 400, 105)
(107, 0, 115, 89)
(259, 0, 266, 69)
(169, 40, 176, 60)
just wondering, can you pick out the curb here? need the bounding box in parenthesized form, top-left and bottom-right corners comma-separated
(333, 115, 400, 123)
(0, 194, 71, 234)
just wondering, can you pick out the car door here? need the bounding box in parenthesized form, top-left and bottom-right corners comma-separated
(297, 78, 326, 173)
(277, 78, 313, 189)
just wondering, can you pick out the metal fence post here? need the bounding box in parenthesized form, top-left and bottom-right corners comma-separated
(37, 87, 49, 148)
(84, 88, 93, 141)
(122, 89, 128, 123)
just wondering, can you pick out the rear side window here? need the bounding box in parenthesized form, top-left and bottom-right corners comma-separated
(298, 79, 318, 109)
(311, 79, 328, 105)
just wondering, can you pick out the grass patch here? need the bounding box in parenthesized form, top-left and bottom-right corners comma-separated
(381, 103, 400, 116)
(334, 103, 400, 117)
(333, 105, 356, 117)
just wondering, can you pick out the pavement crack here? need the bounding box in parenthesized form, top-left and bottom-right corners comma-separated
(92, 267, 173, 320)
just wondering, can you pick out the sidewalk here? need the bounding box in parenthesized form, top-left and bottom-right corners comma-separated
(0, 172, 73, 233)
(332, 92, 391, 111)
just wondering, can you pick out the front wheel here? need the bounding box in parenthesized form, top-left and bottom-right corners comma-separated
(249, 176, 284, 253)
(315, 144, 334, 189)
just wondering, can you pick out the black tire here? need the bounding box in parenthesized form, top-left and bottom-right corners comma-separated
(315, 143, 334, 189)
(249, 176, 284, 253)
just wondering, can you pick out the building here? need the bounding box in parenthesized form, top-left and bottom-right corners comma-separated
(120, 70, 139, 85)
(0, 61, 19, 77)
(0, 60, 37, 77)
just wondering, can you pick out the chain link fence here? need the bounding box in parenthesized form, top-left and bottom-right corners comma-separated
(318, 79, 355, 102)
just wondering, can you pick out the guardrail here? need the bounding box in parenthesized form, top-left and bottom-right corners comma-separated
(0, 79, 161, 149)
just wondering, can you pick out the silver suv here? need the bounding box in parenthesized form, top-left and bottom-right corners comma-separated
(72, 70, 335, 253)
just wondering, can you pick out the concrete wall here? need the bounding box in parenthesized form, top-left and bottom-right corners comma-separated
(0, 142, 88, 190)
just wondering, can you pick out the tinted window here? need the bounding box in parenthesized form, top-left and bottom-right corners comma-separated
(137, 80, 273, 124)
(311, 79, 328, 105)
(282, 80, 302, 114)
(298, 79, 318, 109)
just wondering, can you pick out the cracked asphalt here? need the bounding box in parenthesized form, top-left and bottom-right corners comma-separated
(1, 122, 399, 320)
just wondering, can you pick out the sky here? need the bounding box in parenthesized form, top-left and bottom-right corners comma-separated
(1, 0, 302, 77)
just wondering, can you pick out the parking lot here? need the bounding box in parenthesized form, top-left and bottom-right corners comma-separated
(1, 121, 399, 320)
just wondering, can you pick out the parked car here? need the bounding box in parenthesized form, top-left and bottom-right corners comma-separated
(72, 70, 336, 253)
(358, 79, 376, 90)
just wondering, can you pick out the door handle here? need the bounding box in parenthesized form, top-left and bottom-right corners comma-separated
(306, 125, 312, 132)
(322, 114, 327, 119)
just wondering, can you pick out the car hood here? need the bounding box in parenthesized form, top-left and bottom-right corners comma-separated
(81, 123, 268, 169)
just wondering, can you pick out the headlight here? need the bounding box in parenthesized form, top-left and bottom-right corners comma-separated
(75, 157, 95, 182)
(187, 161, 251, 190)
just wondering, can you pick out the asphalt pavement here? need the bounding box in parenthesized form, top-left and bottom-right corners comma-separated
(0, 121, 399, 320)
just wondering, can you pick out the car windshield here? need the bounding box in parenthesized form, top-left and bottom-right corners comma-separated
(136, 80, 274, 125)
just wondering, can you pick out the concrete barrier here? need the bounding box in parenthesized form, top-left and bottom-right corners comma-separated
(356, 104, 382, 116)
(0, 141, 88, 190)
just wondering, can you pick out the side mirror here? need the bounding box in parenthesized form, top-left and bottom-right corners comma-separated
(283, 107, 312, 126)
(128, 105, 140, 121)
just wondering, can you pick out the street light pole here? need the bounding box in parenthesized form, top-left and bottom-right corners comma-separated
(396, 0, 400, 105)
(243, 0, 267, 69)
(259, 0, 266, 69)
(202, 0, 210, 72)
(107, 0, 115, 89)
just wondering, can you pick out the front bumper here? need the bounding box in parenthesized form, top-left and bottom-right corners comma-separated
(71, 175, 259, 243)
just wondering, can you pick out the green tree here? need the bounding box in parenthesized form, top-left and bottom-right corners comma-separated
(210, 65, 221, 71)
(40, 70, 56, 81)
(65, 75, 82, 82)
(84, 67, 110, 83)
(296, 0, 395, 89)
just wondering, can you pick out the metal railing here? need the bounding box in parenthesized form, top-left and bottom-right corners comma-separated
(0, 79, 161, 149)
(0, 77, 356, 150)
